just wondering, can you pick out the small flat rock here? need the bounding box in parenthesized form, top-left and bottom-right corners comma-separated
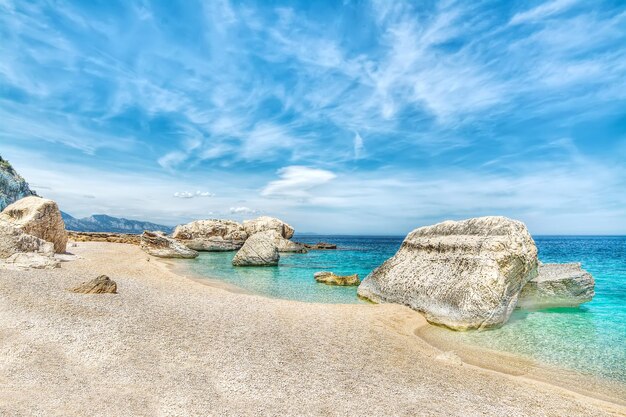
(314, 271, 360, 286)
(71, 275, 117, 294)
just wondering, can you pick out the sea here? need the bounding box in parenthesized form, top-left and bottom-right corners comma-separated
(177, 235, 626, 383)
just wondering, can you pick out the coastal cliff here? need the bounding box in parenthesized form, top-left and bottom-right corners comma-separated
(0, 156, 37, 211)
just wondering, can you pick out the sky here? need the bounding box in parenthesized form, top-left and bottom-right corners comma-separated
(1, 0, 625, 235)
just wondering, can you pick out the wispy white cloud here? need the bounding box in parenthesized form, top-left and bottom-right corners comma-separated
(229, 206, 258, 215)
(173, 191, 215, 199)
(261, 166, 337, 199)
(510, 0, 578, 25)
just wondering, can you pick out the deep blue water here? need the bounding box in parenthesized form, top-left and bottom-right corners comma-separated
(178, 235, 626, 382)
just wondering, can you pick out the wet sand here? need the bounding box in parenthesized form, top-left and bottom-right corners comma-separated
(0, 242, 624, 416)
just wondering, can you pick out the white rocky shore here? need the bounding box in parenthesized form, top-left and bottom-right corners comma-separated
(0, 196, 621, 415)
(1, 242, 623, 416)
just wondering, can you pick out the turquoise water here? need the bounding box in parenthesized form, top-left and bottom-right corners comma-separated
(178, 235, 626, 383)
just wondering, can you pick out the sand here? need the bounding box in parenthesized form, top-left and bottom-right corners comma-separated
(0, 242, 624, 417)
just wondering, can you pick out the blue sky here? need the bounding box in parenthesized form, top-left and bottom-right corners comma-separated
(1, 0, 625, 234)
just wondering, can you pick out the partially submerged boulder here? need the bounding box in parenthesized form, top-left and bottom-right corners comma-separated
(71, 275, 117, 294)
(140, 231, 198, 258)
(173, 219, 248, 251)
(358, 216, 538, 330)
(243, 216, 295, 239)
(518, 263, 594, 309)
(232, 230, 279, 266)
(0, 196, 67, 253)
(0, 220, 54, 258)
(314, 271, 360, 286)
(0, 252, 60, 270)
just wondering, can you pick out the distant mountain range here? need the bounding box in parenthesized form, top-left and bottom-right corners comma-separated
(62, 212, 174, 234)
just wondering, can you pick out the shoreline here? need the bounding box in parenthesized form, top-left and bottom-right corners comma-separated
(1, 241, 624, 416)
(164, 249, 626, 408)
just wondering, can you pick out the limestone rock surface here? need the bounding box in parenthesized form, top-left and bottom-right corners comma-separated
(0, 252, 60, 270)
(0, 220, 54, 258)
(140, 231, 198, 258)
(243, 216, 295, 239)
(314, 271, 360, 286)
(232, 230, 279, 266)
(0, 196, 67, 253)
(274, 236, 307, 253)
(173, 219, 248, 251)
(518, 263, 594, 309)
(357, 216, 538, 330)
(71, 275, 117, 294)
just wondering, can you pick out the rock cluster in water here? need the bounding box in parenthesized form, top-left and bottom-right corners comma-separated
(358, 216, 595, 330)
(168, 216, 304, 265)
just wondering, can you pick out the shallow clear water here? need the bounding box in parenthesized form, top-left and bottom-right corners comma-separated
(182, 236, 401, 304)
(178, 235, 626, 383)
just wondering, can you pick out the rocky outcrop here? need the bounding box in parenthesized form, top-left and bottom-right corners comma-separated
(0, 220, 54, 258)
(314, 271, 360, 286)
(232, 230, 279, 266)
(243, 216, 295, 239)
(518, 263, 595, 309)
(68, 231, 141, 245)
(0, 155, 37, 211)
(358, 216, 538, 330)
(304, 242, 337, 250)
(0, 196, 67, 253)
(173, 219, 248, 251)
(71, 275, 117, 294)
(140, 231, 198, 258)
(0, 252, 60, 270)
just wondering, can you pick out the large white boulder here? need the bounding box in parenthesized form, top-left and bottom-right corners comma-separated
(0, 196, 67, 253)
(172, 219, 248, 251)
(140, 231, 199, 259)
(243, 216, 295, 239)
(357, 216, 538, 330)
(232, 230, 279, 266)
(518, 263, 594, 309)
